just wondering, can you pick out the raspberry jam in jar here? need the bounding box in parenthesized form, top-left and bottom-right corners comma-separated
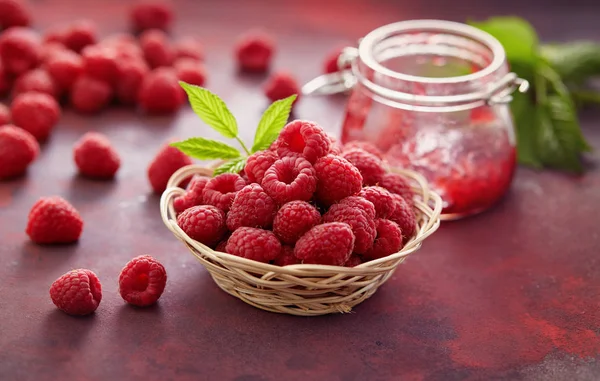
(303, 20, 528, 220)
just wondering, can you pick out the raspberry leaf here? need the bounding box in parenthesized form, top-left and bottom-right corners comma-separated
(171, 137, 241, 160)
(251, 95, 297, 152)
(213, 157, 247, 176)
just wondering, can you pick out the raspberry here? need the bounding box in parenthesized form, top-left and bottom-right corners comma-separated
(175, 58, 206, 87)
(225, 227, 281, 263)
(147, 140, 193, 193)
(226, 183, 276, 231)
(274, 245, 300, 266)
(82, 44, 119, 85)
(63, 20, 97, 53)
(327, 133, 343, 155)
(358, 186, 395, 219)
(342, 148, 386, 186)
(272, 200, 321, 244)
(0, 103, 10, 124)
(215, 238, 228, 253)
(363, 219, 403, 260)
(295, 222, 355, 266)
(0, 27, 40, 75)
(323, 202, 376, 254)
(73, 132, 121, 179)
(50, 269, 102, 316)
(244, 150, 277, 184)
(173, 37, 204, 61)
(0, 0, 31, 29)
(379, 172, 415, 206)
(389, 194, 417, 243)
(118, 255, 167, 307)
(173, 175, 209, 213)
(345, 254, 362, 267)
(0, 124, 38, 179)
(323, 47, 344, 74)
(40, 41, 67, 63)
(275, 120, 331, 163)
(261, 156, 317, 205)
(138, 67, 184, 114)
(130, 0, 173, 32)
(12, 68, 59, 98)
(140, 29, 174, 68)
(177, 205, 226, 247)
(235, 31, 274, 72)
(339, 196, 376, 220)
(264, 71, 300, 104)
(313, 154, 362, 205)
(70, 75, 113, 114)
(45, 49, 84, 91)
(202, 173, 247, 212)
(11, 92, 60, 141)
(115, 58, 149, 105)
(102, 34, 144, 60)
(343, 140, 383, 159)
(26, 196, 83, 244)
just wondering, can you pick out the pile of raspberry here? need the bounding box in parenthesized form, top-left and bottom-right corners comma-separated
(175, 120, 418, 267)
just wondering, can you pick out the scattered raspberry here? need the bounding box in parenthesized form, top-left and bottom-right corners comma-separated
(202, 173, 247, 212)
(339, 196, 376, 220)
(177, 205, 226, 247)
(358, 186, 395, 219)
(343, 140, 383, 159)
(174, 58, 206, 96)
(11, 92, 61, 141)
(274, 245, 300, 266)
(115, 58, 149, 105)
(73, 132, 121, 179)
(138, 67, 184, 114)
(363, 219, 403, 260)
(0, 124, 38, 179)
(389, 194, 417, 243)
(323, 202, 376, 254)
(173, 37, 204, 61)
(140, 29, 174, 68)
(295, 222, 355, 266)
(235, 31, 274, 72)
(45, 49, 84, 91)
(26, 196, 83, 244)
(147, 140, 193, 193)
(118, 255, 167, 307)
(40, 41, 67, 63)
(215, 238, 228, 253)
(344, 254, 362, 267)
(342, 148, 386, 186)
(63, 20, 97, 53)
(273, 200, 321, 245)
(261, 155, 317, 205)
(102, 33, 143, 60)
(0, 27, 40, 75)
(226, 183, 276, 231)
(50, 269, 102, 316)
(130, 0, 173, 32)
(225, 227, 281, 263)
(0, 60, 10, 96)
(327, 133, 343, 155)
(275, 120, 331, 163)
(70, 75, 113, 114)
(12, 68, 59, 98)
(313, 154, 362, 205)
(244, 150, 277, 184)
(173, 175, 209, 213)
(0, 0, 31, 29)
(81, 44, 119, 85)
(0, 103, 10, 124)
(379, 172, 414, 206)
(264, 71, 300, 104)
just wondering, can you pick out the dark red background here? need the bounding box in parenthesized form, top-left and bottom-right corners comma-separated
(1, 0, 599, 380)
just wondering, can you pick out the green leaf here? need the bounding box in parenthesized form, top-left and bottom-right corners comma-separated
(213, 157, 247, 176)
(541, 42, 600, 85)
(251, 95, 296, 152)
(511, 92, 542, 168)
(171, 138, 241, 160)
(179, 82, 238, 139)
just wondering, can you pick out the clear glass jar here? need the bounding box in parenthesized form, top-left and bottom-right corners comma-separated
(303, 20, 528, 220)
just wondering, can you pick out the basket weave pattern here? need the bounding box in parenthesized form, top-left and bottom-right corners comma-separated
(161, 164, 442, 316)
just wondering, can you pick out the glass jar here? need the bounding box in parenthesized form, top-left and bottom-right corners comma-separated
(303, 20, 529, 220)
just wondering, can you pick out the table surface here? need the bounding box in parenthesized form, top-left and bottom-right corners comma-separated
(1, 0, 599, 380)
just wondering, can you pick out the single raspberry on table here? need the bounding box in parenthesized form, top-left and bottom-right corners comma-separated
(226, 183, 276, 231)
(275, 120, 331, 163)
(358, 186, 395, 219)
(173, 175, 209, 213)
(177, 205, 227, 247)
(0, 0, 31, 28)
(73, 132, 121, 179)
(45, 49, 84, 91)
(274, 245, 300, 266)
(63, 20, 97, 53)
(261, 155, 317, 205)
(273, 200, 321, 245)
(343, 140, 384, 159)
(342, 148, 386, 186)
(26, 196, 83, 244)
(235, 30, 274, 72)
(244, 150, 278, 184)
(0, 103, 11, 124)
(12, 68, 59, 99)
(119, 255, 167, 307)
(363, 219, 403, 260)
(11, 92, 61, 141)
(339, 196, 376, 220)
(50, 269, 102, 316)
(81, 44, 119, 85)
(173, 37, 204, 61)
(226, 227, 281, 263)
(140, 29, 174, 68)
(313, 154, 362, 206)
(323, 201, 376, 254)
(345, 254, 362, 267)
(0, 27, 40, 75)
(138, 68, 184, 114)
(130, 0, 173, 32)
(202, 173, 247, 212)
(295, 222, 355, 266)
(0, 124, 38, 179)
(264, 71, 300, 104)
(379, 172, 414, 206)
(147, 140, 193, 194)
(389, 194, 417, 243)
(70, 75, 113, 114)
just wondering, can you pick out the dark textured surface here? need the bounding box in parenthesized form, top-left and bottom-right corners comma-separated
(1, 0, 600, 380)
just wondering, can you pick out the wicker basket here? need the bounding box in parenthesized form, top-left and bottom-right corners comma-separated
(160, 164, 442, 316)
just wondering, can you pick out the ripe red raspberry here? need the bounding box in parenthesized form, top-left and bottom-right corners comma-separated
(140, 29, 174, 68)
(50, 269, 102, 316)
(389, 194, 417, 243)
(173, 175, 208, 213)
(339, 196, 376, 220)
(358, 186, 395, 219)
(264, 71, 300, 104)
(12, 68, 59, 98)
(175, 58, 206, 87)
(0, 27, 40, 75)
(81, 44, 119, 85)
(26, 196, 83, 244)
(147, 140, 193, 193)
(343, 140, 383, 159)
(40, 41, 67, 64)
(118, 255, 167, 307)
(115, 58, 149, 105)
(45, 49, 84, 91)
(379, 172, 414, 206)
(138, 67, 184, 114)
(202, 173, 247, 212)
(261, 156, 317, 205)
(0, 103, 10, 124)
(70, 75, 113, 114)
(225, 227, 281, 263)
(63, 20, 97, 53)
(0, 0, 31, 29)
(295, 222, 355, 266)
(275, 120, 331, 163)
(0, 124, 38, 179)
(313, 154, 362, 206)
(273, 200, 321, 245)
(342, 148, 386, 186)
(11, 92, 60, 141)
(363, 219, 403, 260)
(323, 202, 376, 254)
(0, 60, 10, 96)
(274, 245, 300, 266)
(235, 31, 274, 72)
(345, 254, 362, 267)
(130, 0, 173, 32)
(173, 37, 204, 61)
(102, 34, 144, 60)
(226, 183, 276, 231)
(177, 205, 226, 247)
(245, 150, 277, 184)
(73, 132, 121, 179)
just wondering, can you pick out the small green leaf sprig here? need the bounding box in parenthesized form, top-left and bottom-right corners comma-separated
(171, 82, 296, 176)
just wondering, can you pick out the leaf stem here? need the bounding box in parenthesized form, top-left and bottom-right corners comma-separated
(235, 136, 251, 155)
